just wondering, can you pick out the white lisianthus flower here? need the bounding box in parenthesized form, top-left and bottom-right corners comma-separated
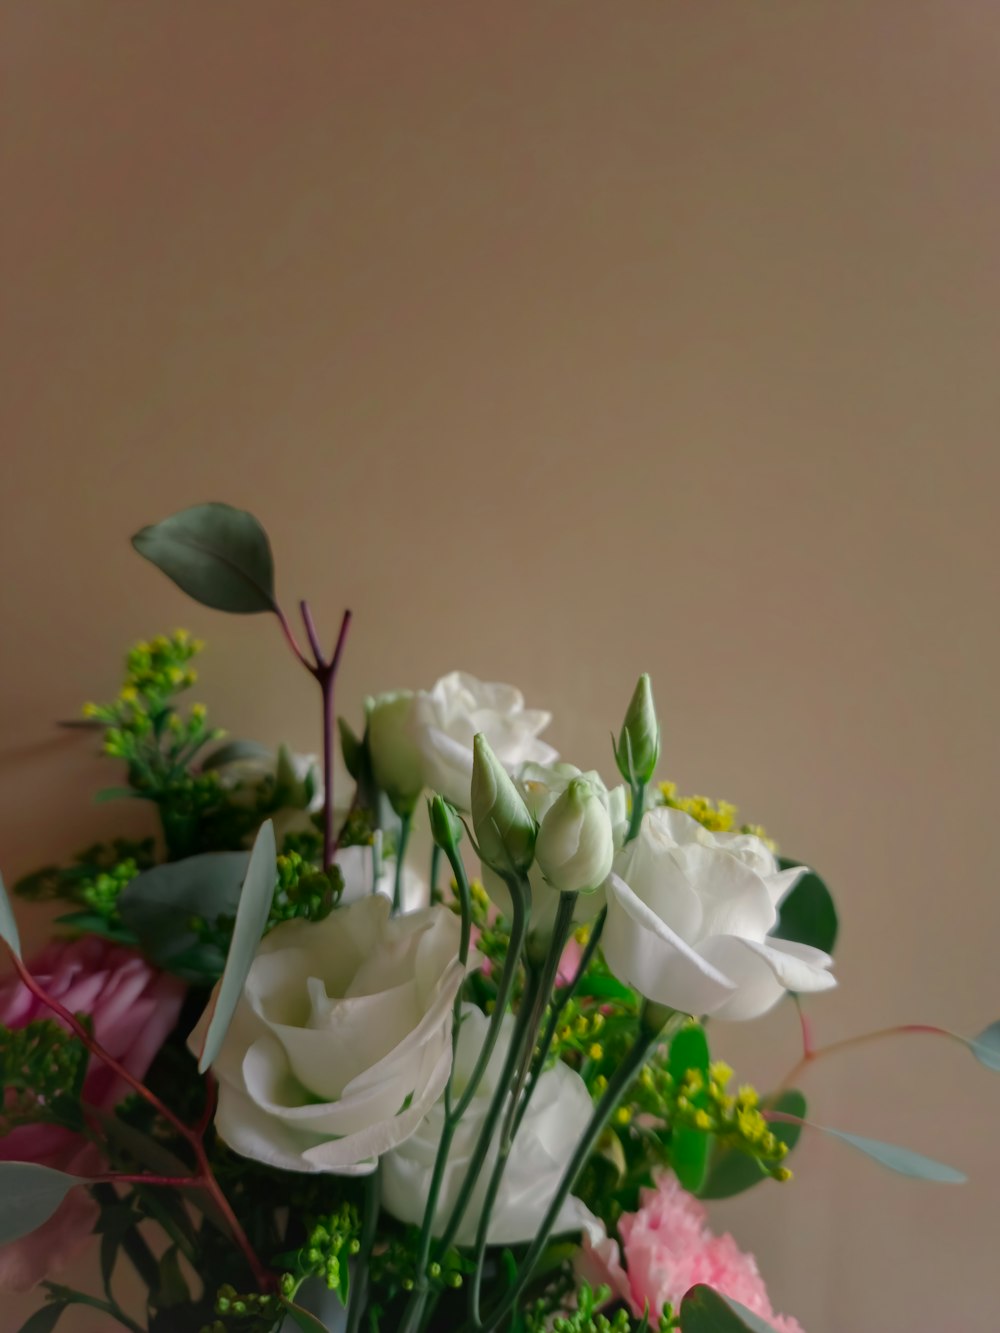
(336, 844, 427, 913)
(535, 776, 615, 895)
(480, 763, 626, 935)
(366, 691, 427, 817)
(603, 807, 836, 1021)
(189, 895, 468, 1174)
(415, 671, 558, 810)
(381, 1006, 599, 1245)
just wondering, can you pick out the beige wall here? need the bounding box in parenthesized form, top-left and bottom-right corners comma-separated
(2, 4, 999, 1330)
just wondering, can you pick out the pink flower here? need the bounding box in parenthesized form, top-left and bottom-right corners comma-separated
(581, 1174, 805, 1332)
(0, 937, 186, 1291)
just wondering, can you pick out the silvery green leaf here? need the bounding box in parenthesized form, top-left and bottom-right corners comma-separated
(968, 1019, 1000, 1072)
(0, 868, 21, 958)
(0, 1163, 82, 1245)
(821, 1127, 965, 1183)
(198, 819, 276, 1072)
(131, 502, 277, 614)
(680, 1284, 777, 1332)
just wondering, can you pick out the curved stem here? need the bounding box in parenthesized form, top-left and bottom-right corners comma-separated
(345, 1164, 381, 1333)
(2, 942, 271, 1291)
(777, 1023, 956, 1091)
(476, 1006, 667, 1333)
(393, 812, 413, 913)
(273, 604, 311, 669)
(626, 780, 647, 843)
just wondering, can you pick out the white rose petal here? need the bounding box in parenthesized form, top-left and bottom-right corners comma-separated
(190, 894, 468, 1174)
(603, 806, 835, 1021)
(381, 1007, 599, 1245)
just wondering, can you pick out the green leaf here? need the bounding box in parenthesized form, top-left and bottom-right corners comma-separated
(281, 1300, 331, 1332)
(573, 973, 637, 1004)
(773, 861, 838, 955)
(821, 1127, 965, 1182)
(150, 1246, 190, 1309)
(0, 1163, 82, 1245)
(700, 1090, 806, 1199)
(131, 502, 277, 615)
(968, 1019, 1000, 1072)
(201, 739, 275, 771)
(681, 1285, 777, 1332)
(54, 911, 139, 945)
(117, 851, 250, 978)
(198, 819, 276, 1072)
(668, 1021, 712, 1193)
(0, 867, 22, 958)
(16, 1305, 67, 1333)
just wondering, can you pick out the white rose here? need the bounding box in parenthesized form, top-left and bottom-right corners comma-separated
(191, 895, 466, 1174)
(381, 1006, 599, 1245)
(336, 843, 427, 914)
(415, 671, 558, 810)
(603, 806, 836, 1021)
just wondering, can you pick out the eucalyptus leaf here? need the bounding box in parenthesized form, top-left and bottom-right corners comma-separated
(700, 1090, 806, 1199)
(280, 1299, 331, 1332)
(117, 851, 250, 979)
(968, 1019, 1000, 1072)
(680, 1284, 777, 1332)
(201, 739, 275, 771)
(773, 861, 838, 955)
(668, 1022, 712, 1193)
(198, 819, 277, 1072)
(0, 1163, 82, 1245)
(821, 1127, 965, 1183)
(0, 867, 22, 958)
(131, 502, 277, 615)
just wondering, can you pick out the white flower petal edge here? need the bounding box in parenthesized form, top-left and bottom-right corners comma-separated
(602, 807, 835, 1021)
(381, 1007, 601, 1246)
(190, 894, 469, 1175)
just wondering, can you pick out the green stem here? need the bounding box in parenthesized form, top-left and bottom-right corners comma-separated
(511, 905, 605, 1143)
(429, 842, 442, 907)
(393, 812, 413, 913)
(476, 1006, 668, 1333)
(626, 780, 647, 843)
(345, 1164, 381, 1333)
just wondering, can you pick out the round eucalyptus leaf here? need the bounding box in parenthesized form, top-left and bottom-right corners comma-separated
(969, 1019, 1000, 1072)
(131, 502, 277, 614)
(0, 868, 22, 959)
(0, 1163, 82, 1246)
(773, 861, 838, 955)
(680, 1284, 778, 1332)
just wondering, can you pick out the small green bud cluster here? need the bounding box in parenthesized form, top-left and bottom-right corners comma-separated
(0, 1019, 89, 1134)
(278, 1202, 361, 1302)
(199, 1284, 278, 1333)
(525, 1282, 678, 1333)
(79, 857, 140, 925)
(368, 1232, 469, 1298)
(268, 852, 343, 928)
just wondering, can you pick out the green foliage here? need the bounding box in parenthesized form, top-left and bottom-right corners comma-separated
(132, 503, 277, 616)
(666, 1023, 712, 1193)
(199, 1284, 283, 1333)
(772, 862, 838, 956)
(0, 1019, 89, 1135)
(679, 1286, 777, 1333)
(700, 1091, 806, 1200)
(523, 1282, 677, 1333)
(14, 838, 156, 907)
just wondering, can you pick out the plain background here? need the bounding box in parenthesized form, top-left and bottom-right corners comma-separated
(2, 3, 999, 1329)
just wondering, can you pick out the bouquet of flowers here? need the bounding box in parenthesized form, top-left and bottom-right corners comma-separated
(1, 503, 996, 1333)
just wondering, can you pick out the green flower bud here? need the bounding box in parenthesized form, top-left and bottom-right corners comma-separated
(338, 716, 364, 781)
(428, 794, 462, 853)
(535, 775, 615, 894)
(471, 733, 536, 874)
(615, 673, 660, 785)
(366, 691, 425, 817)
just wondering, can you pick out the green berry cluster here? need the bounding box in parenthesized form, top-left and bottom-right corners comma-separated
(0, 1019, 89, 1135)
(78, 856, 141, 927)
(524, 1283, 678, 1333)
(268, 851, 343, 928)
(276, 1202, 361, 1305)
(200, 1284, 281, 1333)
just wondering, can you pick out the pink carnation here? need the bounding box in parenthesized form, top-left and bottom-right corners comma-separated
(581, 1174, 805, 1332)
(0, 937, 186, 1291)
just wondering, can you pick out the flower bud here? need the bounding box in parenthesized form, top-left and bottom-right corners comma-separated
(366, 691, 425, 817)
(337, 716, 364, 781)
(471, 733, 536, 875)
(428, 794, 463, 853)
(615, 673, 660, 786)
(535, 776, 615, 894)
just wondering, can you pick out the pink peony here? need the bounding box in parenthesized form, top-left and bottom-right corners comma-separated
(581, 1174, 805, 1332)
(0, 936, 186, 1291)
